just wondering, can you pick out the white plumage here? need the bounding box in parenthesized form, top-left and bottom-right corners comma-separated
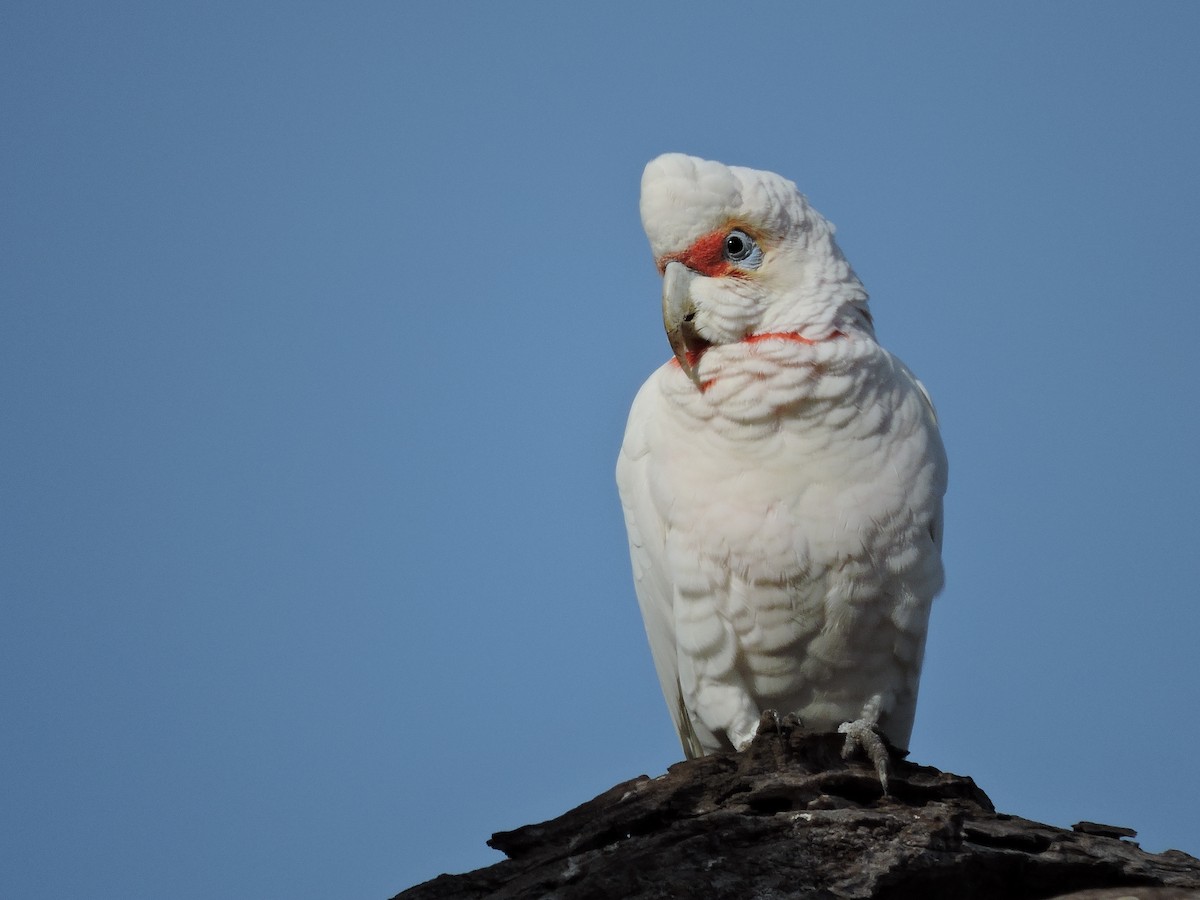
(617, 154, 947, 771)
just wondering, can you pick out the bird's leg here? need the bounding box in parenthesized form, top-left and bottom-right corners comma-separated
(838, 694, 890, 793)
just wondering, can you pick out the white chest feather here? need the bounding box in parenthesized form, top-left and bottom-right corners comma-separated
(617, 334, 947, 755)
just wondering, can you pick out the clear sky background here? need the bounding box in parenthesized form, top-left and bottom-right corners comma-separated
(3, 3, 1199, 898)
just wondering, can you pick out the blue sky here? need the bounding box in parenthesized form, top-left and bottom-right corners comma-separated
(3, 3, 1199, 898)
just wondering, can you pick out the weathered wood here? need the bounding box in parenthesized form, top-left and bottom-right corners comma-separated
(393, 723, 1200, 899)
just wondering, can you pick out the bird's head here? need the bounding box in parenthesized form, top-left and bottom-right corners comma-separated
(639, 153, 873, 388)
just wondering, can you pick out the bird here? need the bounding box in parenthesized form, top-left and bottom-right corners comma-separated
(616, 154, 947, 789)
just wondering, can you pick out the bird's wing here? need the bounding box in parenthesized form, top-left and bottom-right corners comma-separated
(616, 371, 705, 758)
(899, 359, 947, 552)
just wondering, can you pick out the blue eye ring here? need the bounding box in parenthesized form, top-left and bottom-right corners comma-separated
(723, 229, 763, 269)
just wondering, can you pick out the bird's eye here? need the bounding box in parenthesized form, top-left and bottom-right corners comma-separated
(723, 230, 763, 269)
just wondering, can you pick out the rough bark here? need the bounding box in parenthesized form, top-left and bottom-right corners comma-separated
(394, 720, 1200, 899)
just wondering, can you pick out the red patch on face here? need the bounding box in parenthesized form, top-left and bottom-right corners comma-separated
(743, 331, 844, 346)
(658, 228, 737, 277)
(668, 331, 846, 393)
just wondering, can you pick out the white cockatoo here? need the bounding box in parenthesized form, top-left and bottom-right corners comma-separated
(616, 154, 947, 787)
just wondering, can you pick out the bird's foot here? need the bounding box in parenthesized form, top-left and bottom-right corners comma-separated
(838, 717, 890, 794)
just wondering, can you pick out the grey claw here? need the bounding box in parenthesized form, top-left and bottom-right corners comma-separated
(839, 719, 890, 794)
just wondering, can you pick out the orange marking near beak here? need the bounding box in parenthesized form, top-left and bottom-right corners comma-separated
(667, 331, 845, 393)
(743, 330, 844, 346)
(658, 228, 743, 278)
